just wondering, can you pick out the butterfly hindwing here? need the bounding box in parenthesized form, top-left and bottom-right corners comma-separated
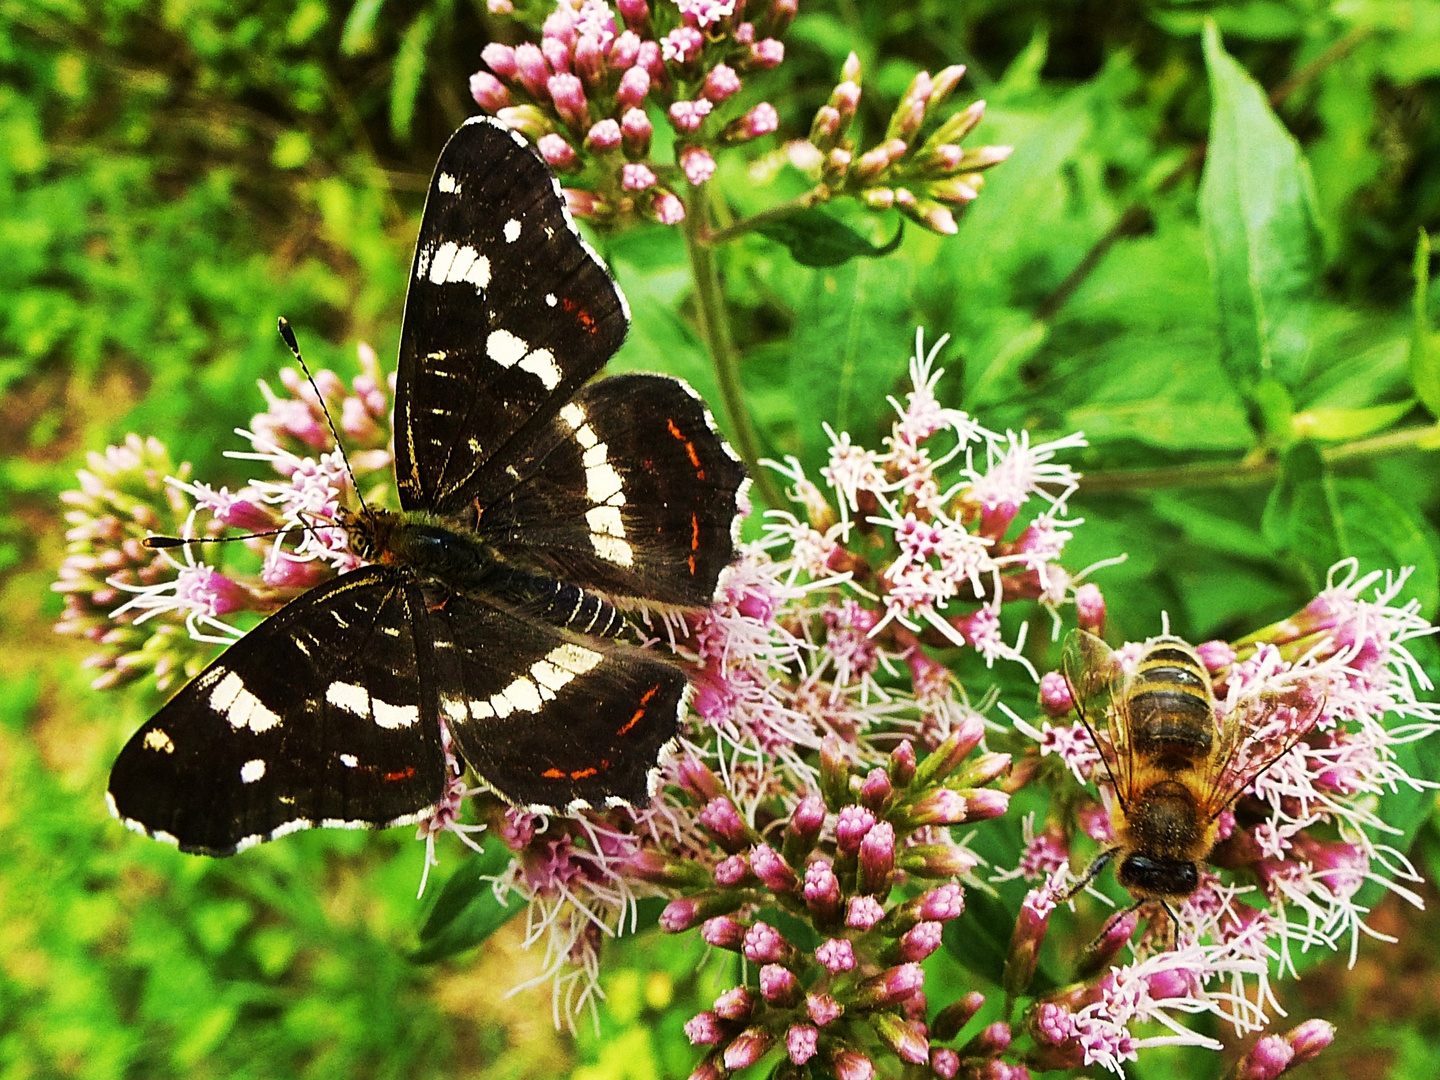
(416, 583, 687, 809)
(470, 373, 749, 608)
(394, 116, 629, 516)
(107, 568, 447, 855)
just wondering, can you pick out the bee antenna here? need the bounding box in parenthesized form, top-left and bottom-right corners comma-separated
(277, 317, 370, 516)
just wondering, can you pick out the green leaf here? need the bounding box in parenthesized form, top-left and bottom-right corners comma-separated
(411, 838, 521, 963)
(1332, 477, 1440, 615)
(1411, 229, 1440, 417)
(756, 207, 903, 268)
(1199, 22, 1324, 392)
(1262, 442, 1342, 589)
(1291, 400, 1415, 441)
(789, 258, 914, 469)
(389, 12, 434, 143)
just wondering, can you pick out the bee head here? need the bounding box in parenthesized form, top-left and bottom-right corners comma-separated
(1116, 852, 1198, 900)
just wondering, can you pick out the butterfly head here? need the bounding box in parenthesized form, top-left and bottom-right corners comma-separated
(337, 506, 403, 564)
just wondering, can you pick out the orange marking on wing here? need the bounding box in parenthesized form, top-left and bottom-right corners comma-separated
(569, 767, 598, 779)
(690, 513, 700, 551)
(382, 766, 417, 783)
(688, 554, 697, 575)
(617, 685, 661, 736)
(561, 296, 598, 334)
(666, 418, 685, 440)
(542, 767, 566, 779)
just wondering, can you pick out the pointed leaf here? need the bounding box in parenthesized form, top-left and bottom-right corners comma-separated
(390, 12, 434, 143)
(757, 208, 902, 268)
(1262, 442, 1343, 590)
(1199, 23, 1324, 391)
(411, 837, 521, 963)
(1411, 229, 1440, 417)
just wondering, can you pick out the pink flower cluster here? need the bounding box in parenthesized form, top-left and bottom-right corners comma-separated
(471, 0, 789, 223)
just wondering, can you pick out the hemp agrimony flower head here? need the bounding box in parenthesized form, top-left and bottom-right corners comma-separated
(472, 0, 794, 223)
(1004, 561, 1440, 1074)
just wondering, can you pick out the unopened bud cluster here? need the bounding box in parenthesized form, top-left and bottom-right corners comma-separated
(471, 0, 792, 224)
(798, 53, 1012, 235)
(655, 730, 1014, 1080)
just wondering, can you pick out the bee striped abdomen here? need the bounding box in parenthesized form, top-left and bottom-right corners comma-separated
(1127, 640, 1214, 765)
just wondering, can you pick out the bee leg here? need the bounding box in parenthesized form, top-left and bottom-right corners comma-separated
(1061, 846, 1120, 902)
(1157, 900, 1180, 951)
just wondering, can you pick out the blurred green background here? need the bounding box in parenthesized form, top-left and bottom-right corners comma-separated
(4, 0, 1440, 1076)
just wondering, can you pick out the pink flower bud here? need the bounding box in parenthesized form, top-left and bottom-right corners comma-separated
(1197, 638, 1236, 673)
(585, 118, 622, 151)
(541, 36, 571, 76)
(743, 921, 794, 964)
(920, 882, 965, 921)
(1076, 583, 1105, 634)
(820, 734, 850, 809)
(1235, 1035, 1294, 1080)
(700, 796, 750, 851)
(899, 921, 943, 962)
(513, 43, 549, 99)
(931, 1048, 960, 1079)
(638, 38, 664, 80)
(714, 985, 754, 1020)
(617, 0, 649, 30)
(481, 43, 517, 79)
(686, 1058, 723, 1080)
(846, 895, 885, 930)
(621, 162, 657, 191)
(1075, 906, 1139, 979)
(609, 29, 640, 69)
(723, 1027, 773, 1071)
(832, 1049, 875, 1080)
(835, 804, 876, 852)
(787, 1024, 819, 1065)
(858, 821, 896, 895)
(890, 739, 917, 786)
(469, 70, 512, 112)
(904, 787, 968, 827)
(650, 189, 685, 224)
(954, 751, 1011, 788)
(897, 842, 980, 879)
(760, 963, 800, 1004)
(860, 767, 893, 811)
(616, 64, 650, 108)
(733, 20, 754, 43)
(680, 145, 716, 186)
(661, 26, 703, 65)
(815, 937, 856, 973)
(685, 1011, 723, 1045)
(704, 63, 742, 102)
(914, 710, 985, 786)
(1004, 889, 1053, 996)
(785, 792, 826, 855)
(854, 963, 924, 1009)
(1038, 671, 1074, 716)
(959, 787, 1009, 821)
(701, 915, 748, 950)
(750, 843, 797, 893)
(668, 98, 712, 133)
(542, 7, 575, 46)
(713, 853, 749, 886)
(547, 73, 589, 131)
(749, 38, 784, 68)
(803, 859, 842, 924)
(808, 992, 843, 1026)
(620, 106, 652, 154)
(1286, 1019, 1335, 1063)
(660, 897, 706, 932)
(873, 1013, 930, 1065)
(574, 33, 606, 86)
(536, 133, 578, 171)
(962, 1021, 1011, 1058)
(263, 552, 327, 589)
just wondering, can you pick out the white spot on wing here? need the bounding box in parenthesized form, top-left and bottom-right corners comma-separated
(428, 241, 459, 283)
(545, 293, 557, 307)
(487, 329, 528, 368)
(373, 699, 419, 729)
(340, 754, 359, 768)
(240, 759, 266, 784)
(591, 534, 635, 566)
(518, 348, 561, 390)
(586, 504, 625, 538)
(559, 403, 585, 429)
(586, 460, 624, 504)
(143, 729, 175, 754)
(438, 172, 460, 193)
(326, 681, 370, 717)
(211, 671, 281, 733)
(504, 218, 521, 243)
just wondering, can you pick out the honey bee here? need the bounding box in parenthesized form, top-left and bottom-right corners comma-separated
(1061, 629, 1325, 926)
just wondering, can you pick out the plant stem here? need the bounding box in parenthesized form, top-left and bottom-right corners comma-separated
(1078, 423, 1440, 495)
(700, 190, 822, 247)
(683, 187, 784, 509)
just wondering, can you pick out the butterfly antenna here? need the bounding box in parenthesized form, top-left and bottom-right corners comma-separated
(144, 511, 335, 552)
(277, 317, 370, 515)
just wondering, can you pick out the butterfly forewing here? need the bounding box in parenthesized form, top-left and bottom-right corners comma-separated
(108, 569, 447, 855)
(415, 585, 688, 809)
(394, 116, 629, 516)
(470, 373, 749, 607)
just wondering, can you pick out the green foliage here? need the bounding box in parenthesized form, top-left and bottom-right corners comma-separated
(5, 0, 1440, 1077)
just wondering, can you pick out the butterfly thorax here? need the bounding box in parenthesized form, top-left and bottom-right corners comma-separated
(344, 507, 493, 589)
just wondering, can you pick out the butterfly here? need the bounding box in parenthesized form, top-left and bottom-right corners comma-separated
(107, 116, 749, 855)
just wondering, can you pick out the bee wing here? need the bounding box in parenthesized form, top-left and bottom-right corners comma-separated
(1201, 679, 1329, 818)
(1061, 629, 1134, 808)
